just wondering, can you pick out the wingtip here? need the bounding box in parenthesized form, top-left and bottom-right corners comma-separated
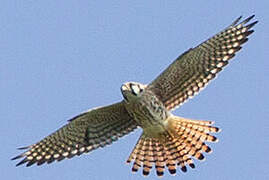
(244, 15, 258, 26)
(17, 146, 30, 150)
(246, 20, 258, 30)
(246, 14, 255, 21)
(232, 14, 257, 27)
(237, 15, 243, 21)
(26, 161, 36, 167)
(11, 155, 22, 161)
(15, 158, 28, 166)
(231, 16, 242, 26)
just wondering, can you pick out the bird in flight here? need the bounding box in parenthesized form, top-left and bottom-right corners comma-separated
(12, 15, 257, 176)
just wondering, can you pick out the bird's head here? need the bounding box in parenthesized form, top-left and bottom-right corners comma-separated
(121, 82, 146, 102)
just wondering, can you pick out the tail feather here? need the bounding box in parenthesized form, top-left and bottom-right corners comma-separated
(153, 139, 166, 176)
(141, 140, 153, 175)
(164, 144, 177, 175)
(127, 116, 220, 176)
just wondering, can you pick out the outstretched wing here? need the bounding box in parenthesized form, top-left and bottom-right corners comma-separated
(147, 15, 258, 110)
(12, 101, 137, 166)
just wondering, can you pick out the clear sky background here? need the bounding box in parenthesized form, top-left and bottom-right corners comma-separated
(1, 1, 269, 180)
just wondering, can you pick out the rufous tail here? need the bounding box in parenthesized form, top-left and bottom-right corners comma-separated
(126, 116, 220, 176)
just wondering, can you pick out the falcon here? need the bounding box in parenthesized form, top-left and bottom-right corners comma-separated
(12, 15, 257, 176)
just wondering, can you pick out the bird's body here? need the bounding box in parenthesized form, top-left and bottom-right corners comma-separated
(12, 15, 258, 177)
(121, 82, 219, 175)
(122, 82, 169, 139)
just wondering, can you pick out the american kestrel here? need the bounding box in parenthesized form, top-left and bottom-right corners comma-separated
(12, 15, 257, 176)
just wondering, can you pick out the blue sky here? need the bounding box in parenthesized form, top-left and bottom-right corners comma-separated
(1, 1, 269, 180)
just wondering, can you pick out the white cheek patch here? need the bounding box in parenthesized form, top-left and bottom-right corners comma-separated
(132, 85, 141, 95)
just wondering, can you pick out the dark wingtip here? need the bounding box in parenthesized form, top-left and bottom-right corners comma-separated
(246, 20, 258, 30)
(15, 158, 28, 166)
(47, 158, 56, 164)
(231, 16, 242, 26)
(232, 15, 257, 27)
(11, 154, 23, 161)
(242, 15, 255, 24)
(233, 46, 242, 53)
(250, 14, 255, 18)
(17, 146, 30, 150)
(26, 160, 36, 167)
(245, 30, 254, 36)
(37, 159, 46, 166)
(239, 38, 248, 45)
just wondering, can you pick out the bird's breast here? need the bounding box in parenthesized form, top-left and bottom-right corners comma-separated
(124, 92, 170, 137)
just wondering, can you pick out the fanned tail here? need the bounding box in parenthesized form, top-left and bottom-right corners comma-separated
(126, 116, 220, 176)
